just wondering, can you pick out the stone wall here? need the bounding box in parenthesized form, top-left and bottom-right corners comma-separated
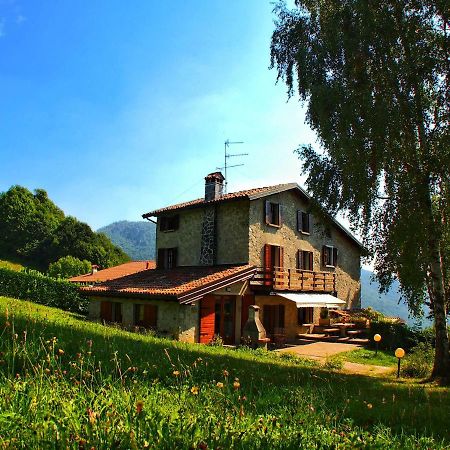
(156, 200, 250, 266)
(248, 191, 361, 308)
(88, 296, 198, 343)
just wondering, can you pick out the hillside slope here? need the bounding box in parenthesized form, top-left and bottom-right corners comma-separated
(0, 296, 448, 448)
(98, 220, 156, 261)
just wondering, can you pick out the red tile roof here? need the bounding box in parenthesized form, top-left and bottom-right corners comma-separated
(142, 183, 297, 217)
(79, 264, 256, 304)
(69, 261, 155, 283)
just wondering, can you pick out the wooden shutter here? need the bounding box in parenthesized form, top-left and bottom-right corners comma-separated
(265, 201, 271, 224)
(333, 247, 338, 267)
(296, 250, 302, 270)
(308, 251, 314, 271)
(278, 204, 282, 226)
(199, 295, 216, 344)
(100, 301, 112, 322)
(303, 212, 310, 233)
(322, 246, 328, 266)
(157, 249, 165, 269)
(297, 211, 302, 232)
(264, 244, 272, 286)
(278, 246, 284, 269)
(241, 294, 254, 334)
(144, 305, 157, 327)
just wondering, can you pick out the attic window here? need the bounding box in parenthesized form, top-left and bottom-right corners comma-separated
(297, 211, 310, 234)
(265, 201, 281, 227)
(322, 245, 338, 268)
(159, 215, 179, 232)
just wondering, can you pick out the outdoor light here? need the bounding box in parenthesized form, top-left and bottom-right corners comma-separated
(395, 347, 405, 378)
(373, 334, 381, 356)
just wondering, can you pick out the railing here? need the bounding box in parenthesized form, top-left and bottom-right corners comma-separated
(251, 267, 336, 292)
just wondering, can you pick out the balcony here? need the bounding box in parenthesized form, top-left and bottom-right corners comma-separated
(250, 267, 336, 292)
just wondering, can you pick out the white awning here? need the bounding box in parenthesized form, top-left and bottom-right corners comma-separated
(271, 292, 346, 308)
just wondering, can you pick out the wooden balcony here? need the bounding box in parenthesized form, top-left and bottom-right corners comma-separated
(250, 267, 336, 292)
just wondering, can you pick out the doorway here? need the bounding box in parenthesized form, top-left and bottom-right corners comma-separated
(214, 296, 236, 344)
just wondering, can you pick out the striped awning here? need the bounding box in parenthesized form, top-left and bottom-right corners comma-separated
(271, 292, 346, 308)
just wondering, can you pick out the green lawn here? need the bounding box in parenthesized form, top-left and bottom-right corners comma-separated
(0, 296, 449, 449)
(334, 348, 398, 367)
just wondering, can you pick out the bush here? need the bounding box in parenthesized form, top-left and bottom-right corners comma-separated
(402, 342, 434, 378)
(48, 256, 92, 279)
(0, 267, 88, 314)
(369, 320, 429, 351)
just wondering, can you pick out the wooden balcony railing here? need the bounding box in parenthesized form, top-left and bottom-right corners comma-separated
(250, 267, 336, 292)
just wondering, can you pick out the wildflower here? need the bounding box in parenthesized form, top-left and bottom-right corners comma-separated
(173, 370, 180, 376)
(367, 403, 373, 409)
(136, 400, 144, 414)
(5, 321, 10, 327)
(216, 382, 224, 389)
(86, 339, 93, 348)
(223, 369, 229, 377)
(44, 368, 51, 374)
(58, 349, 64, 355)
(233, 381, 240, 390)
(13, 333, 18, 340)
(87, 408, 97, 425)
(76, 353, 82, 359)
(191, 386, 199, 395)
(197, 357, 202, 362)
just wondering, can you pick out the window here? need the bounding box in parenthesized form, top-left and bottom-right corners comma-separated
(100, 301, 122, 323)
(159, 215, 179, 232)
(263, 304, 285, 335)
(297, 250, 313, 271)
(265, 201, 282, 227)
(297, 307, 314, 325)
(297, 211, 310, 234)
(322, 245, 338, 267)
(157, 247, 178, 269)
(134, 304, 157, 328)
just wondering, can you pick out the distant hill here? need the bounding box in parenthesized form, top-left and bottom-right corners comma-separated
(98, 220, 156, 261)
(361, 269, 432, 328)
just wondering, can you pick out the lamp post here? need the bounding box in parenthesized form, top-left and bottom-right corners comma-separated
(373, 334, 381, 356)
(395, 348, 405, 378)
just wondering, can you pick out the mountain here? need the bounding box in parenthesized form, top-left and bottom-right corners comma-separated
(98, 220, 156, 261)
(361, 269, 432, 328)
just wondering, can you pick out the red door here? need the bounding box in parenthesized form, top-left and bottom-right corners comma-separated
(199, 295, 215, 344)
(214, 296, 236, 345)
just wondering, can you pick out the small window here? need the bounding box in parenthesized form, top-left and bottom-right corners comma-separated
(297, 250, 313, 271)
(159, 215, 180, 232)
(157, 247, 178, 269)
(297, 211, 310, 234)
(265, 201, 281, 227)
(322, 245, 338, 267)
(134, 304, 157, 328)
(297, 307, 313, 325)
(113, 302, 122, 323)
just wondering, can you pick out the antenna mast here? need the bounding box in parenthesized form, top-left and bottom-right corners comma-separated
(218, 139, 247, 194)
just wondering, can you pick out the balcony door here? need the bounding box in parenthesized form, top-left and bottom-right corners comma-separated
(263, 244, 284, 285)
(214, 296, 236, 345)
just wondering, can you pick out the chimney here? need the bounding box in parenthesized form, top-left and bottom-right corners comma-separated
(204, 172, 225, 201)
(242, 305, 267, 348)
(91, 265, 99, 274)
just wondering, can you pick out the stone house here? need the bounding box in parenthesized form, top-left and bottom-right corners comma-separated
(78, 172, 363, 344)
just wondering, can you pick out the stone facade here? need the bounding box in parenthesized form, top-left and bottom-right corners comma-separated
(157, 200, 249, 266)
(248, 191, 361, 308)
(88, 296, 198, 343)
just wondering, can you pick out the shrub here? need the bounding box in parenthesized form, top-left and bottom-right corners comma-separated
(0, 267, 88, 314)
(369, 320, 428, 351)
(402, 342, 434, 378)
(48, 255, 92, 279)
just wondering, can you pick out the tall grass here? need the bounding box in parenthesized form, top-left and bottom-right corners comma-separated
(0, 296, 449, 449)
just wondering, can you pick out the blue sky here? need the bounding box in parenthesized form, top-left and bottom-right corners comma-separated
(0, 0, 317, 230)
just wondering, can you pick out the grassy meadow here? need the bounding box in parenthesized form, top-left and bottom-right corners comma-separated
(0, 296, 449, 449)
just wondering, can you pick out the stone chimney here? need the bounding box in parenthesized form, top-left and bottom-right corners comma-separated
(242, 305, 267, 347)
(91, 265, 99, 274)
(204, 172, 225, 202)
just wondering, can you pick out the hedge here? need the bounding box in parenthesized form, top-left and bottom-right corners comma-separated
(0, 267, 88, 314)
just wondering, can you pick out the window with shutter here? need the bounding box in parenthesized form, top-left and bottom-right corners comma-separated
(157, 248, 178, 269)
(265, 201, 281, 227)
(297, 250, 313, 270)
(297, 211, 311, 234)
(159, 215, 179, 232)
(322, 245, 337, 267)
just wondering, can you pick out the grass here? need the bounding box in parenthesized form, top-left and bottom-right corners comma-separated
(0, 259, 23, 272)
(0, 296, 449, 448)
(334, 348, 398, 367)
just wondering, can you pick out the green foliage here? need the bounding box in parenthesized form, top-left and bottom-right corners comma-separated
(0, 259, 24, 272)
(0, 185, 130, 270)
(0, 296, 449, 448)
(98, 220, 156, 261)
(271, 0, 449, 377)
(0, 267, 88, 313)
(48, 256, 91, 279)
(402, 342, 434, 379)
(338, 348, 398, 367)
(369, 320, 430, 351)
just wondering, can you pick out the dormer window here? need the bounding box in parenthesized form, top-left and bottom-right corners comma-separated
(265, 201, 282, 227)
(297, 211, 310, 234)
(322, 245, 338, 268)
(159, 215, 179, 232)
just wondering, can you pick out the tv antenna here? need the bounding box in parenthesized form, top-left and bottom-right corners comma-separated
(216, 139, 247, 194)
